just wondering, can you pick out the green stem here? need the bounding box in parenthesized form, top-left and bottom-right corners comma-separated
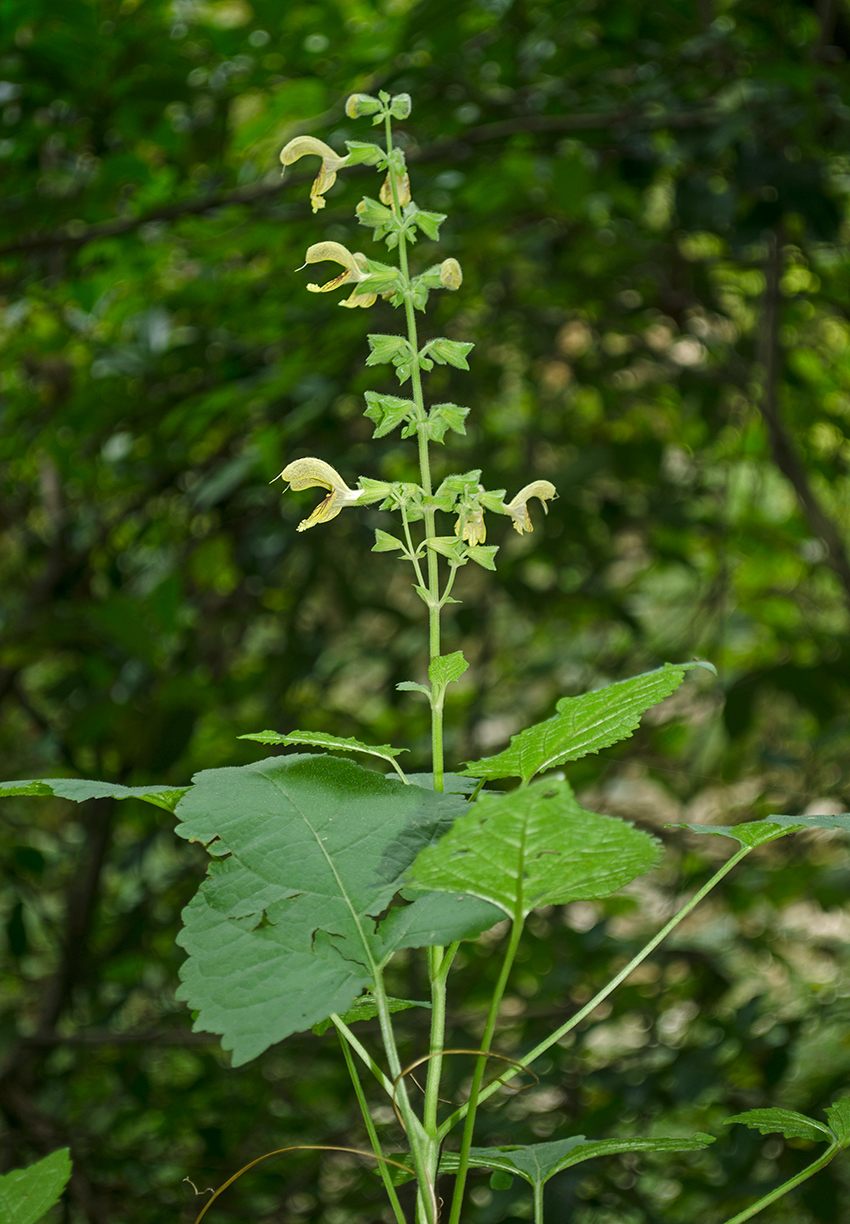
(439, 563, 459, 608)
(533, 1179, 544, 1224)
(336, 1023, 408, 1224)
(330, 1013, 395, 1098)
(721, 1144, 840, 1224)
(384, 111, 444, 793)
(422, 940, 460, 1143)
(400, 505, 427, 590)
(447, 916, 525, 1224)
(370, 967, 435, 1224)
(438, 845, 752, 1140)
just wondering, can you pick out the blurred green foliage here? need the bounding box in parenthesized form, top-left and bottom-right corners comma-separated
(3, 0, 850, 1221)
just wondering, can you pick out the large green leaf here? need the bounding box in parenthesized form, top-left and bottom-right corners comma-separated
(724, 1109, 832, 1143)
(462, 663, 711, 783)
(439, 1134, 713, 1187)
(0, 1148, 72, 1224)
(669, 812, 850, 848)
(0, 778, 187, 812)
(407, 779, 661, 920)
(175, 755, 494, 1064)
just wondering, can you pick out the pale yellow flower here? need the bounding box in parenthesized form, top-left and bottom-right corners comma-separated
(379, 172, 411, 209)
(302, 241, 377, 309)
(439, 258, 462, 290)
(504, 480, 557, 534)
(455, 507, 487, 545)
(278, 458, 363, 531)
(279, 136, 349, 213)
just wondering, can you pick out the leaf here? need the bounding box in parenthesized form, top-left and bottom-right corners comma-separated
(366, 334, 410, 366)
(466, 544, 499, 571)
(427, 402, 469, 442)
(424, 535, 467, 564)
(407, 773, 479, 793)
(437, 1133, 714, 1188)
(0, 778, 187, 813)
(462, 662, 710, 783)
(363, 391, 416, 438)
(238, 730, 407, 774)
(724, 1109, 832, 1143)
(175, 755, 468, 1064)
(344, 140, 386, 166)
(397, 680, 432, 699)
(826, 1098, 850, 1145)
(0, 1148, 72, 1224)
(372, 530, 406, 553)
(423, 338, 474, 369)
(407, 778, 661, 920)
(377, 891, 504, 958)
(413, 209, 447, 240)
(355, 196, 396, 228)
(669, 812, 850, 848)
(429, 651, 469, 689)
(312, 993, 429, 1036)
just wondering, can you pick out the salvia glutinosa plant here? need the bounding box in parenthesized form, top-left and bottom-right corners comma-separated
(3, 90, 850, 1224)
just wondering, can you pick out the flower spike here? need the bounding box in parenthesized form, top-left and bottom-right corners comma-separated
(301, 241, 377, 308)
(280, 136, 349, 213)
(504, 480, 557, 535)
(278, 458, 364, 531)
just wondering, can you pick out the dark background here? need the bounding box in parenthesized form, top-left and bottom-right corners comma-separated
(3, 0, 850, 1220)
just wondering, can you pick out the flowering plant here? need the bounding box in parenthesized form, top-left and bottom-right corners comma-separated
(2, 89, 850, 1224)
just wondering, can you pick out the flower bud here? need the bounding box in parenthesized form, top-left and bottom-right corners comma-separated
(389, 93, 412, 120)
(345, 93, 382, 119)
(439, 258, 463, 290)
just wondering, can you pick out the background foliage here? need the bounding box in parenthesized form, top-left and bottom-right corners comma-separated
(3, 0, 850, 1220)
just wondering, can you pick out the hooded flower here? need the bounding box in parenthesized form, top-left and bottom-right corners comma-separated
(280, 136, 349, 213)
(504, 480, 557, 535)
(301, 241, 377, 309)
(379, 171, 411, 209)
(278, 458, 364, 531)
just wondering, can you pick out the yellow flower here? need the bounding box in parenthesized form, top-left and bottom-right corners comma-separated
(504, 480, 557, 535)
(439, 258, 463, 290)
(379, 171, 411, 209)
(279, 136, 349, 213)
(455, 506, 487, 545)
(301, 241, 377, 309)
(278, 458, 364, 531)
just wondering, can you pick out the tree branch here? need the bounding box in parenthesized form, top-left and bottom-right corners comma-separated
(758, 230, 850, 607)
(0, 107, 721, 258)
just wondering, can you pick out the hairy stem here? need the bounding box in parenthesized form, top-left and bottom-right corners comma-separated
(721, 1143, 840, 1224)
(384, 111, 444, 792)
(533, 1179, 544, 1224)
(447, 916, 525, 1224)
(336, 1024, 408, 1224)
(438, 845, 752, 1138)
